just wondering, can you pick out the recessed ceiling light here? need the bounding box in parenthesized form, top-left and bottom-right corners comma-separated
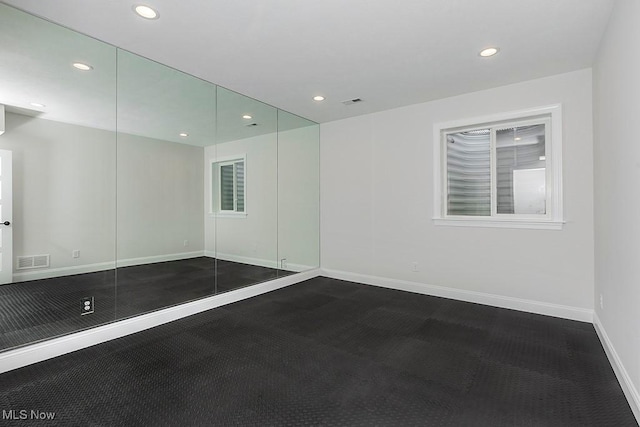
(30, 102, 46, 108)
(479, 47, 499, 57)
(514, 137, 522, 141)
(133, 4, 159, 19)
(72, 62, 93, 71)
(179, 132, 188, 137)
(313, 95, 325, 101)
(242, 115, 252, 120)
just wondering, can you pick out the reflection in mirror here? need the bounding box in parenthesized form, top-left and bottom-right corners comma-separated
(0, 3, 320, 354)
(115, 50, 216, 319)
(0, 4, 117, 350)
(277, 111, 320, 274)
(209, 87, 280, 292)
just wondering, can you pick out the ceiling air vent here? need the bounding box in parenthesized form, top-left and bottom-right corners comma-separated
(16, 254, 50, 270)
(245, 123, 258, 127)
(341, 98, 363, 105)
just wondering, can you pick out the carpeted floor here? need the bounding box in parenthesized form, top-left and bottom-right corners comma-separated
(0, 257, 290, 351)
(0, 276, 636, 426)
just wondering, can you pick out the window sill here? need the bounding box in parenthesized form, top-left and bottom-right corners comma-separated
(209, 212, 248, 219)
(433, 217, 564, 230)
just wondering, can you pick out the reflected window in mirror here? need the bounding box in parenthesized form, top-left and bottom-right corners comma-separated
(211, 155, 247, 217)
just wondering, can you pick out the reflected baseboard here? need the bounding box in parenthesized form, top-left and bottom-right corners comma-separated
(116, 251, 204, 268)
(204, 250, 277, 269)
(204, 250, 314, 272)
(13, 261, 115, 282)
(12, 251, 205, 282)
(11, 249, 315, 282)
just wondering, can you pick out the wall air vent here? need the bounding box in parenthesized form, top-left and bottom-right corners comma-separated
(341, 98, 363, 105)
(16, 254, 50, 270)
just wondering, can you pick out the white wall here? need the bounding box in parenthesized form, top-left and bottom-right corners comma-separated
(5, 110, 317, 280)
(593, 0, 640, 417)
(1, 112, 205, 281)
(3, 112, 116, 277)
(204, 127, 320, 272)
(116, 133, 204, 262)
(278, 125, 320, 271)
(321, 69, 594, 317)
(204, 134, 278, 267)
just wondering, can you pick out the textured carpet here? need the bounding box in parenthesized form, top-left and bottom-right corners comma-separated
(0, 257, 289, 351)
(0, 276, 636, 426)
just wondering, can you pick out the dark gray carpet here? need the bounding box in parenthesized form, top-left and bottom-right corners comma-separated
(0, 257, 290, 351)
(0, 277, 636, 426)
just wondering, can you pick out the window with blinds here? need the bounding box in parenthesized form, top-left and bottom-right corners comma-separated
(433, 105, 563, 230)
(212, 156, 246, 215)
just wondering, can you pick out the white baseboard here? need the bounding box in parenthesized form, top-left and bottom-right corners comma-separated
(0, 268, 322, 374)
(203, 251, 315, 273)
(13, 261, 115, 282)
(284, 263, 316, 273)
(204, 250, 278, 269)
(321, 269, 593, 322)
(593, 313, 640, 422)
(12, 251, 206, 282)
(115, 251, 205, 268)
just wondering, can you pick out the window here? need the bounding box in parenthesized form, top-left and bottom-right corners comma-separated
(211, 155, 246, 217)
(433, 105, 563, 229)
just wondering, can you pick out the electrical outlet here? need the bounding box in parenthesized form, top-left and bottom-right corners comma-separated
(183, 240, 189, 247)
(72, 250, 80, 258)
(599, 294, 603, 309)
(280, 258, 287, 269)
(411, 262, 418, 272)
(81, 296, 94, 315)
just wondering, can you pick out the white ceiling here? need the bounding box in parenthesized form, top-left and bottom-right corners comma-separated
(0, 4, 315, 145)
(1, 0, 614, 124)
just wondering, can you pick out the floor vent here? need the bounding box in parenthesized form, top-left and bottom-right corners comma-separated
(16, 255, 50, 270)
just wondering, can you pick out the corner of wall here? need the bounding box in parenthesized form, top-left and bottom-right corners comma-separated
(593, 312, 640, 422)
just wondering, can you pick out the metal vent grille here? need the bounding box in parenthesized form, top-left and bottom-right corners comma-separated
(16, 254, 50, 270)
(341, 98, 363, 105)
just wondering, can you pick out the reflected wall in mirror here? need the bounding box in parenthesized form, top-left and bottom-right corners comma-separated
(115, 50, 216, 320)
(209, 87, 280, 292)
(0, 4, 117, 350)
(0, 3, 320, 353)
(277, 111, 320, 274)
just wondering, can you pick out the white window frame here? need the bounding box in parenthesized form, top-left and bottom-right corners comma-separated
(210, 154, 247, 218)
(433, 104, 563, 230)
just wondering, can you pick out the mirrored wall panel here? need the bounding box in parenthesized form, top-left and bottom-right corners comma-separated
(0, 4, 117, 349)
(115, 50, 216, 319)
(212, 88, 279, 292)
(277, 111, 320, 274)
(0, 3, 320, 353)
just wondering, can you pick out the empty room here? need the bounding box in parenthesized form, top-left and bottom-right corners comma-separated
(0, 0, 638, 425)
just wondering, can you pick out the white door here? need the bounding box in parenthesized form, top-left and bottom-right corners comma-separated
(0, 149, 12, 284)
